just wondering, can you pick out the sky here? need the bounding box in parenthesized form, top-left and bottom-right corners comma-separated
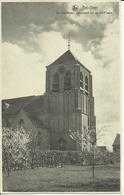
(1, 2, 121, 151)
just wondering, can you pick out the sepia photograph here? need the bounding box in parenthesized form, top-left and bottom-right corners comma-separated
(1, 1, 121, 192)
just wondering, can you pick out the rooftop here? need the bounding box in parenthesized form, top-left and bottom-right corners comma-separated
(2, 95, 45, 115)
(48, 50, 91, 73)
(113, 134, 120, 146)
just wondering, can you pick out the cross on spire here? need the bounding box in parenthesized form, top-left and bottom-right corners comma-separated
(68, 33, 71, 50)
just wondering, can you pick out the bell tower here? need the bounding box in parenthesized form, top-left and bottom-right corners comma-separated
(45, 49, 96, 151)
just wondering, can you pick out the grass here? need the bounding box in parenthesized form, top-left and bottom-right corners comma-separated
(3, 165, 120, 192)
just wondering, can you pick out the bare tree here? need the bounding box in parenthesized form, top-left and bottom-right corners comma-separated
(69, 126, 110, 178)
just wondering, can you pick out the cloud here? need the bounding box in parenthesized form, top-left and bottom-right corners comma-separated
(2, 42, 46, 98)
(2, 2, 119, 56)
(20, 23, 44, 33)
(2, 31, 69, 99)
(37, 31, 67, 62)
(50, 21, 79, 34)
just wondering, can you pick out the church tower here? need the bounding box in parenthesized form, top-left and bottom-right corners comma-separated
(45, 49, 96, 151)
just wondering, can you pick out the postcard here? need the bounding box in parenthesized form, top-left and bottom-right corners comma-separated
(1, 0, 122, 193)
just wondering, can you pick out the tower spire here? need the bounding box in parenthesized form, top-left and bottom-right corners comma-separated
(68, 33, 71, 50)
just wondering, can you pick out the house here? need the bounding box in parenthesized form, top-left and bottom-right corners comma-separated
(95, 146, 107, 154)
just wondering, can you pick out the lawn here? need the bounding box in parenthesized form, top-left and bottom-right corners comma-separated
(3, 165, 120, 192)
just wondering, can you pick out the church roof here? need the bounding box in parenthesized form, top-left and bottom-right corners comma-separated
(48, 50, 91, 73)
(2, 96, 35, 115)
(2, 95, 45, 115)
(2, 95, 35, 105)
(113, 134, 120, 146)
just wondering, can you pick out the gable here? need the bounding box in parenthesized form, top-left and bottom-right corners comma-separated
(49, 50, 77, 66)
(113, 134, 120, 146)
(47, 50, 90, 73)
(11, 109, 33, 130)
(9, 109, 48, 131)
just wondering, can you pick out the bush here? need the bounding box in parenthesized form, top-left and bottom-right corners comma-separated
(3, 149, 114, 171)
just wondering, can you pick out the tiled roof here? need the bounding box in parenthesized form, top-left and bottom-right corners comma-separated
(48, 50, 91, 73)
(2, 95, 45, 115)
(113, 134, 120, 146)
(2, 96, 35, 115)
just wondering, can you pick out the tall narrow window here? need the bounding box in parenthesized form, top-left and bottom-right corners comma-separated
(80, 72, 83, 92)
(52, 73, 59, 92)
(18, 119, 24, 127)
(85, 76, 88, 95)
(58, 138, 67, 150)
(84, 95, 86, 114)
(64, 71, 71, 90)
(82, 94, 84, 113)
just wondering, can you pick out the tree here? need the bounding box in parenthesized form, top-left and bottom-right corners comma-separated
(69, 128, 96, 178)
(69, 126, 111, 178)
(2, 126, 30, 176)
(2, 127, 13, 176)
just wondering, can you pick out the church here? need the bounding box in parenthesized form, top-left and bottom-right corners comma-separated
(2, 48, 96, 151)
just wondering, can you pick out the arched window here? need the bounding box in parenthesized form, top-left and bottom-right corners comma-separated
(18, 119, 24, 126)
(19, 119, 24, 125)
(52, 73, 59, 92)
(64, 71, 71, 90)
(85, 76, 88, 95)
(18, 119, 25, 129)
(80, 72, 83, 92)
